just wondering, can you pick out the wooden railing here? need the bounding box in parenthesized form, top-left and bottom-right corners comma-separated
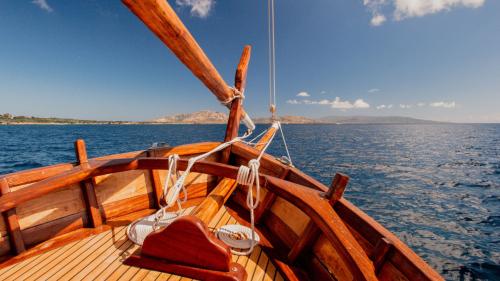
(0, 154, 379, 280)
(0, 141, 443, 280)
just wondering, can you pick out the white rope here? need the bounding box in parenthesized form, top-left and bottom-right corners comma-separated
(268, 0, 277, 119)
(229, 123, 279, 256)
(151, 130, 253, 230)
(277, 122, 293, 166)
(220, 87, 245, 107)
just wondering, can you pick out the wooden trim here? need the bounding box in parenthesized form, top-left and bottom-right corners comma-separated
(287, 173, 349, 263)
(225, 201, 309, 281)
(287, 222, 320, 263)
(254, 126, 278, 151)
(264, 176, 378, 281)
(0, 144, 445, 280)
(370, 237, 394, 274)
(22, 212, 87, 247)
(254, 168, 289, 224)
(0, 178, 25, 254)
(146, 149, 163, 208)
(74, 139, 102, 227)
(324, 173, 349, 205)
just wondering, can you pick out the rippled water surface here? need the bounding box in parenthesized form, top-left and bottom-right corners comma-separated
(0, 124, 498, 280)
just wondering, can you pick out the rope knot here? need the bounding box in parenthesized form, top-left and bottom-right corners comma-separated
(220, 87, 245, 106)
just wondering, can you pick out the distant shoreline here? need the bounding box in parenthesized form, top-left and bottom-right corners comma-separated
(4, 111, 495, 125)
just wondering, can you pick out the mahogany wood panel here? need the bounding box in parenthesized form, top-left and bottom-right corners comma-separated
(254, 169, 289, 224)
(15, 183, 85, 230)
(127, 215, 247, 281)
(146, 149, 163, 208)
(101, 194, 151, 220)
(22, 211, 87, 247)
(304, 255, 337, 281)
(264, 177, 377, 281)
(0, 179, 24, 254)
(287, 173, 349, 264)
(0, 236, 9, 257)
(263, 211, 299, 250)
(287, 221, 320, 263)
(313, 234, 353, 280)
(225, 201, 309, 281)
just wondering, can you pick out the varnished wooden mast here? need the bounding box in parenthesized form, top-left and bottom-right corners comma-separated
(122, 0, 252, 125)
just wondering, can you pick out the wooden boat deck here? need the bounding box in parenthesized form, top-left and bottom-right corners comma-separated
(0, 206, 283, 281)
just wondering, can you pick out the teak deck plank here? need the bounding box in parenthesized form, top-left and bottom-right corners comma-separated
(0, 205, 281, 280)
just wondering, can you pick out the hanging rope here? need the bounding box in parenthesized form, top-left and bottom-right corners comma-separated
(228, 122, 279, 256)
(277, 122, 293, 166)
(268, 0, 277, 120)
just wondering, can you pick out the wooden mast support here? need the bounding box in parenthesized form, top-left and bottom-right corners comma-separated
(0, 178, 25, 254)
(221, 45, 251, 164)
(122, 0, 252, 125)
(191, 45, 252, 223)
(74, 140, 102, 228)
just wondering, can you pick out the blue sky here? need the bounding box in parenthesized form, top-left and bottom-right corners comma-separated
(0, 0, 499, 122)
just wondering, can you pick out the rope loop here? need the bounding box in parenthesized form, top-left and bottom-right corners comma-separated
(220, 87, 245, 106)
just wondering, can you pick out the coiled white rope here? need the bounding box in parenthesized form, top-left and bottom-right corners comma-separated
(229, 123, 279, 256)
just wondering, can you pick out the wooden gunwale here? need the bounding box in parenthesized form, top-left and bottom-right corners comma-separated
(0, 152, 377, 280)
(0, 141, 443, 280)
(230, 141, 443, 281)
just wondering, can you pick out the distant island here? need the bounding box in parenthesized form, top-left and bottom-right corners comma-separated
(1, 111, 443, 125)
(147, 110, 444, 124)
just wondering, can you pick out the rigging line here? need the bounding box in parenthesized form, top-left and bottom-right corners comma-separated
(268, 0, 277, 117)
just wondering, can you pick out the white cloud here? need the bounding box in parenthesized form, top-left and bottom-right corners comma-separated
(417, 102, 426, 107)
(296, 91, 310, 97)
(363, 0, 485, 26)
(430, 101, 456, 108)
(368, 88, 381, 93)
(376, 104, 387, 109)
(176, 0, 215, 18)
(32, 0, 53, 12)
(287, 97, 370, 109)
(387, 104, 394, 109)
(320, 90, 327, 94)
(371, 13, 386, 26)
(400, 104, 412, 109)
(394, 0, 485, 20)
(353, 99, 371, 109)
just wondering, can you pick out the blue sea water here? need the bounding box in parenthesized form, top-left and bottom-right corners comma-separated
(0, 124, 498, 280)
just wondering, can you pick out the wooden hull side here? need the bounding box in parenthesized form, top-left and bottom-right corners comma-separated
(230, 143, 443, 281)
(0, 142, 222, 263)
(0, 141, 442, 280)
